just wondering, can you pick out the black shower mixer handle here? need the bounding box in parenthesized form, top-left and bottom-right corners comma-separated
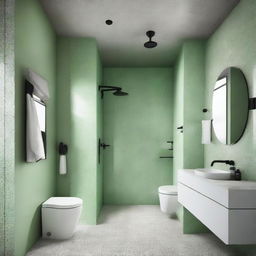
(101, 143, 110, 149)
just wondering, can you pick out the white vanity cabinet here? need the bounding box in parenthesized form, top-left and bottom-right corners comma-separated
(178, 169, 256, 244)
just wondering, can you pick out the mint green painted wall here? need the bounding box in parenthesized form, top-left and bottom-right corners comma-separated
(15, 0, 56, 255)
(173, 50, 184, 185)
(183, 41, 205, 171)
(56, 37, 103, 224)
(203, 0, 256, 250)
(173, 41, 206, 232)
(103, 68, 173, 204)
(205, 0, 256, 178)
(173, 41, 205, 184)
(96, 53, 103, 217)
(56, 38, 72, 196)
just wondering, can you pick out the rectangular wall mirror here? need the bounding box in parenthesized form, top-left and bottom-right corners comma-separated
(33, 94, 47, 157)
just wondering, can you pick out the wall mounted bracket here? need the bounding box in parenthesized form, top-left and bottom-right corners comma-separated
(177, 126, 183, 133)
(249, 97, 256, 110)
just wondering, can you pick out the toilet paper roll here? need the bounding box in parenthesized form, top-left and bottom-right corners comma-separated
(59, 155, 67, 175)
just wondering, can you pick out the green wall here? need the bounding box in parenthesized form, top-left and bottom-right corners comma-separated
(15, 0, 57, 255)
(173, 41, 206, 233)
(56, 37, 103, 224)
(56, 38, 72, 196)
(173, 49, 184, 185)
(203, 0, 256, 252)
(183, 41, 205, 171)
(205, 0, 256, 178)
(96, 56, 103, 217)
(103, 68, 174, 204)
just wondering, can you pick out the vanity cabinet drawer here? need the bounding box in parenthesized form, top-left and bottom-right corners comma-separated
(178, 182, 229, 243)
(178, 182, 256, 244)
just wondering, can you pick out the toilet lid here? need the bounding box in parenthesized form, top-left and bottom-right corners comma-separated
(158, 185, 177, 195)
(42, 197, 83, 209)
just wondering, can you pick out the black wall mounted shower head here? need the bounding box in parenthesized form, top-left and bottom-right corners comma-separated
(113, 90, 128, 96)
(99, 85, 129, 99)
(144, 30, 157, 48)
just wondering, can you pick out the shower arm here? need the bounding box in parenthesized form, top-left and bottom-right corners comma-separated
(99, 85, 122, 99)
(99, 85, 122, 91)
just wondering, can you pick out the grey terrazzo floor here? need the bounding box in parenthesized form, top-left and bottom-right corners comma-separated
(27, 205, 256, 256)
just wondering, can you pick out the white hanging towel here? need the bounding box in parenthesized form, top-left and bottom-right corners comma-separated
(59, 155, 67, 175)
(25, 69, 49, 162)
(202, 120, 212, 144)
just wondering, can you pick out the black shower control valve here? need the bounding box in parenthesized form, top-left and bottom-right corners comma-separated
(101, 143, 110, 150)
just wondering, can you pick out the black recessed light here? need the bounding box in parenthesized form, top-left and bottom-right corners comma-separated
(105, 19, 113, 25)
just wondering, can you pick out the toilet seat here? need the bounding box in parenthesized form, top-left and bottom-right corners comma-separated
(158, 185, 177, 195)
(42, 197, 83, 209)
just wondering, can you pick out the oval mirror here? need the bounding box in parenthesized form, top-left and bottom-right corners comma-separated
(212, 67, 249, 144)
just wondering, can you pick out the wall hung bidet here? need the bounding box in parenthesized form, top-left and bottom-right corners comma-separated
(158, 185, 178, 216)
(99, 85, 128, 99)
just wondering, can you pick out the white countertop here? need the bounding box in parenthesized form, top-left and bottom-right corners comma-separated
(178, 169, 256, 209)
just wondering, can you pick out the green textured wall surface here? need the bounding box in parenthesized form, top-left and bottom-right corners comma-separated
(173, 41, 206, 232)
(183, 41, 205, 170)
(205, 0, 256, 178)
(173, 50, 184, 185)
(56, 38, 72, 196)
(203, 0, 256, 250)
(56, 37, 103, 224)
(15, 0, 57, 255)
(103, 68, 174, 204)
(182, 208, 209, 234)
(96, 55, 103, 217)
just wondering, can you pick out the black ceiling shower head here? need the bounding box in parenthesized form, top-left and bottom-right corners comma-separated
(144, 30, 157, 48)
(113, 90, 128, 96)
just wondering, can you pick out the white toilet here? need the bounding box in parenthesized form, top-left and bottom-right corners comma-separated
(158, 185, 178, 215)
(42, 197, 83, 240)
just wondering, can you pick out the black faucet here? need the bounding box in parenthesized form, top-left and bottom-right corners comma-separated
(210, 160, 235, 167)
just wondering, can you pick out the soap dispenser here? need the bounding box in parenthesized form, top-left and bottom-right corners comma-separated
(229, 166, 236, 180)
(234, 169, 242, 181)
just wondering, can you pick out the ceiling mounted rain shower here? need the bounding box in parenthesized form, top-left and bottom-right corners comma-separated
(144, 30, 157, 49)
(99, 85, 128, 99)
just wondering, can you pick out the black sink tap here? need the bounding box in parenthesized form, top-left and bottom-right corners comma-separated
(210, 160, 235, 167)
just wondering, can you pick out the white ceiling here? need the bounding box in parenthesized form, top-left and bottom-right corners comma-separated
(40, 0, 240, 67)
